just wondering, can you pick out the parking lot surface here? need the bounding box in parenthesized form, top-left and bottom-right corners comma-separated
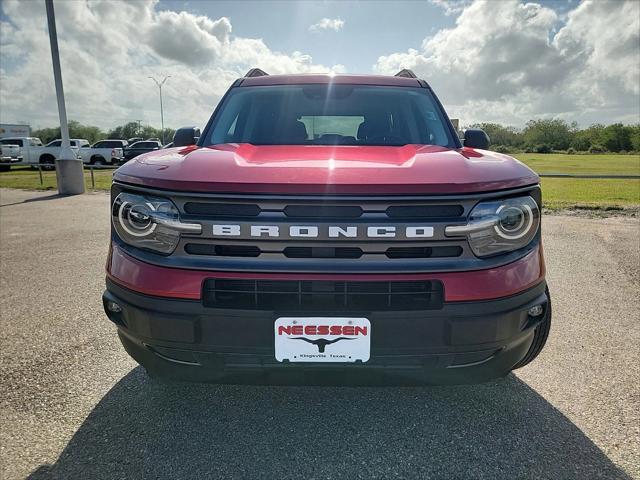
(1, 188, 638, 479)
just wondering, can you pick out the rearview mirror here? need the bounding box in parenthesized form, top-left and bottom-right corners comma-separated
(173, 127, 201, 147)
(463, 129, 490, 150)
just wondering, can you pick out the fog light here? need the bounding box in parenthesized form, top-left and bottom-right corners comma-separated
(528, 304, 544, 317)
(107, 300, 122, 313)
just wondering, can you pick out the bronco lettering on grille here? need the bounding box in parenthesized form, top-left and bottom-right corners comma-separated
(212, 224, 434, 239)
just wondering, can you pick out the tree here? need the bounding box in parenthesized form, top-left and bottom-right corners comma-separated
(599, 123, 632, 152)
(32, 120, 105, 144)
(630, 125, 640, 152)
(468, 123, 523, 147)
(522, 119, 576, 151)
(106, 122, 141, 140)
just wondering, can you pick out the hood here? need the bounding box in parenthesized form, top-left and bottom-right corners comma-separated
(114, 143, 538, 195)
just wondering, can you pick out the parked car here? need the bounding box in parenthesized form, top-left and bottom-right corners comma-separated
(127, 137, 143, 145)
(103, 69, 550, 385)
(80, 139, 127, 165)
(123, 140, 162, 161)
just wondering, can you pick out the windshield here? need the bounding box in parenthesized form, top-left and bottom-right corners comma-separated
(205, 85, 455, 147)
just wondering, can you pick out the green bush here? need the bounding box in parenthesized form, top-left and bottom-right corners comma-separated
(566, 147, 577, 155)
(493, 144, 512, 154)
(588, 144, 607, 154)
(533, 144, 552, 154)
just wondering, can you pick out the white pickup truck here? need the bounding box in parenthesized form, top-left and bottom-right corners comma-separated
(79, 139, 125, 165)
(0, 143, 22, 170)
(0, 137, 89, 167)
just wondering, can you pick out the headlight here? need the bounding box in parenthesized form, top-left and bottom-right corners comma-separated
(445, 196, 539, 257)
(112, 192, 201, 254)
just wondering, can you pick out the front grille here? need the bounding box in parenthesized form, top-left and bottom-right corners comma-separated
(184, 243, 463, 259)
(202, 279, 444, 311)
(172, 195, 475, 269)
(114, 183, 540, 274)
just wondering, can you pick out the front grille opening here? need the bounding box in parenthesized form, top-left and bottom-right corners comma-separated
(183, 202, 261, 217)
(386, 204, 464, 218)
(386, 246, 463, 259)
(283, 247, 363, 259)
(284, 205, 363, 218)
(185, 244, 261, 257)
(203, 279, 444, 311)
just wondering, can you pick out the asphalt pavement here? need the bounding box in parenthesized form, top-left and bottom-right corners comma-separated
(0, 188, 638, 479)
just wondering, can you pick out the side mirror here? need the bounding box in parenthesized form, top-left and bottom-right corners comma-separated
(173, 127, 201, 147)
(463, 129, 490, 150)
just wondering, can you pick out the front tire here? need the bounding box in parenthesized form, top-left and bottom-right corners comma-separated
(513, 288, 552, 369)
(39, 155, 55, 171)
(90, 156, 106, 166)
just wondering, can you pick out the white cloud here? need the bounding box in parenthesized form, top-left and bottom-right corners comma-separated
(0, 0, 342, 130)
(428, 0, 470, 16)
(309, 18, 345, 32)
(376, 0, 640, 126)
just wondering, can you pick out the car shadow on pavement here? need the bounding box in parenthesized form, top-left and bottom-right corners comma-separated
(28, 367, 629, 480)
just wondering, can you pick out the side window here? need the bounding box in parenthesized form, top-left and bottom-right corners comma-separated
(49, 140, 62, 147)
(94, 141, 105, 148)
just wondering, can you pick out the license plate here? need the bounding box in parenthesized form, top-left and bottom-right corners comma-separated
(274, 317, 371, 363)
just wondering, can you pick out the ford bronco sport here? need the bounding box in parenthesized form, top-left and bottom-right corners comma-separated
(103, 69, 551, 384)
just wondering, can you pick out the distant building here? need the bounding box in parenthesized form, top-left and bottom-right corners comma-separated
(0, 124, 31, 139)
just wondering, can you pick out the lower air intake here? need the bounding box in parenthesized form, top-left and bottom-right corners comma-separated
(202, 279, 444, 311)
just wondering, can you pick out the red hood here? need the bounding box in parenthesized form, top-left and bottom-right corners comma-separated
(114, 144, 538, 195)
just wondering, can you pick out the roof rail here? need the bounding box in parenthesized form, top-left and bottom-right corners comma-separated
(394, 69, 417, 78)
(244, 68, 269, 78)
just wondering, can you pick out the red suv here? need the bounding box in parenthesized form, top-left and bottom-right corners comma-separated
(103, 69, 550, 384)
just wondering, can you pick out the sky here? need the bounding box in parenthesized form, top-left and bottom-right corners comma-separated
(0, 0, 638, 131)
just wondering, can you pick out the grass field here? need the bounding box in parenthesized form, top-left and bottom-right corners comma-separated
(1, 154, 639, 211)
(0, 167, 113, 190)
(514, 153, 640, 176)
(540, 178, 639, 209)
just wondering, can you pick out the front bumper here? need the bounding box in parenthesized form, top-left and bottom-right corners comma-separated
(103, 278, 549, 385)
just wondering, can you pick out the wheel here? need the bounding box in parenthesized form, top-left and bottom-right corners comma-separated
(91, 156, 106, 166)
(513, 288, 552, 369)
(40, 155, 55, 171)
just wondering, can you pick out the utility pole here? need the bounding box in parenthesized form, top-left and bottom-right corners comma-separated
(45, 0, 84, 195)
(135, 119, 143, 137)
(148, 75, 170, 144)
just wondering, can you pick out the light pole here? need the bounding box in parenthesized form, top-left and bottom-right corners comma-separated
(148, 75, 170, 144)
(45, 0, 84, 194)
